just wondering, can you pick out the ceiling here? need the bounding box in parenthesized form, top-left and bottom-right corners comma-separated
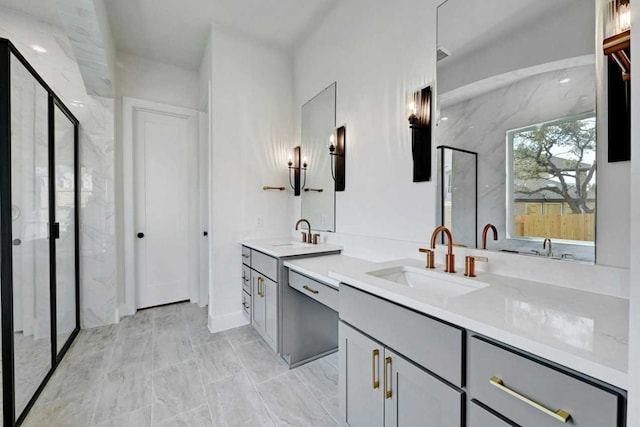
(105, 0, 340, 70)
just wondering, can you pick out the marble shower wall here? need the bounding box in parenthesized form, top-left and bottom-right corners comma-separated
(438, 65, 596, 262)
(0, 7, 117, 328)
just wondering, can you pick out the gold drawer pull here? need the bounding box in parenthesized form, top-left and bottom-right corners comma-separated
(372, 349, 380, 389)
(489, 376, 571, 423)
(303, 285, 319, 294)
(384, 357, 392, 399)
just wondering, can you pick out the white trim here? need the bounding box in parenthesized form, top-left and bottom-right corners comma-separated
(122, 96, 199, 314)
(208, 311, 248, 334)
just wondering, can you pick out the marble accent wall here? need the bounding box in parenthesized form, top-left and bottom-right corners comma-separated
(438, 64, 596, 262)
(0, 7, 117, 328)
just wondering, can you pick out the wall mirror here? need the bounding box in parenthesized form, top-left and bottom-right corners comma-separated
(301, 82, 337, 232)
(436, 0, 597, 263)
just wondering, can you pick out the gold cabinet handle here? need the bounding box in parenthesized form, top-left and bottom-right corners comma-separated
(303, 285, 319, 295)
(260, 277, 265, 298)
(384, 357, 392, 399)
(489, 376, 571, 423)
(372, 349, 380, 389)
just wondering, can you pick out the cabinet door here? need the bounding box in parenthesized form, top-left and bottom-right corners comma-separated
(263, 275, 278, 351)
(251, 272, 265, 334)
(339, 322, 384, 427)
(384, 348, 464, 427)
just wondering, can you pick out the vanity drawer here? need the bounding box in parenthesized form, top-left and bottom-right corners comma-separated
(469, 336, 622, 427)
(241, 246, 251, 266)
(242, 265, 251, 295)
(250, 249, 277, 281)
(340, 284, 464, 387)
(289, 270, 338, 311)
(469, 400, 515, 427)
(242, 290, 250, 315)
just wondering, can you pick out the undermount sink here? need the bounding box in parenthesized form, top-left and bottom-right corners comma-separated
(367, 265, 489, 298)
(271, 241, 311, 248)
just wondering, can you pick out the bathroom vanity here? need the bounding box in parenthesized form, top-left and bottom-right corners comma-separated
(240, 238, 341, 354)
(331, 258, 628, 427)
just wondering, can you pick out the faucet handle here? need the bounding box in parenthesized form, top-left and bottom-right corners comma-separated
(418, 248, 435, 269)
(464, 255, 488, 278)
(301, 232, 308, 243)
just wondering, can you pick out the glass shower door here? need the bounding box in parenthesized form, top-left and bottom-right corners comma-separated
(53, 104, 77, 355)
(9, 52, 52, 418)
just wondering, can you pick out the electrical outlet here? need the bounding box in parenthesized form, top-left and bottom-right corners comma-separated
(256, 216, 264, 227)
(321, 214, 327, 224)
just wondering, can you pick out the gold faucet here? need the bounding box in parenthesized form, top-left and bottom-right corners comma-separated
(295, 219, 312, 243)
(543, 238, 552, 257)
(481, 224, 498, 249)
(430, 226, 456, 273)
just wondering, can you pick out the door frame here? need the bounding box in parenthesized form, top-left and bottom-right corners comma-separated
(122, 97, 199, 315)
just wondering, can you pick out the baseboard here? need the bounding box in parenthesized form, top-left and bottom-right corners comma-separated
(208, 310, 248, 333)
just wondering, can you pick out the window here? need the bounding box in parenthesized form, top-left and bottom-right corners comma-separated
(507, 112, 596, 243)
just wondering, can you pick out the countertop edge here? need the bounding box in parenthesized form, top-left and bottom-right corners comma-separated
(330, 271, 628, 390)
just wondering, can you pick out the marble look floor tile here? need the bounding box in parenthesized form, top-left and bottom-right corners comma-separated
(183, 304, 208, 326)
(188, 323, 226, 347)
(321, 394, 340, 424)
(224, 325, 262, 348)
(235, 339, 287, 385)
(39, 348, 111, 402)
(324, 352, 339, 370)
(153, 333, 194, 370)
(94, 405, 152, 427)
(93, 363, 153, 423)
(151, 302, 187, 317)
(68, 324, 119, 358)
(154, 313, 188, 338)
(152, 359, 206, 423)
(257, 372, 336, 427)
(294, 358, 339, 403)
(205, 373, 274, 427)
(22, 394, 95, 427)
(194, 340, 243, 385)
(119, 310, 154, 338)
(154, 404, 213, 427)
(110, 333, 153, 370)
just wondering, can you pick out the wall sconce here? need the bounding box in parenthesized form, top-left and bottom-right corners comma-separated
(604, 0, 631, 162)
(604, 0, 631, 80)
(288, 146, 307, 196)
(329, 125, 346, 191)
(408, 86, 432, 182)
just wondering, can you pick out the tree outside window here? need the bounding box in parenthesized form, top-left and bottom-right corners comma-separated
(508, 112, 596, 243)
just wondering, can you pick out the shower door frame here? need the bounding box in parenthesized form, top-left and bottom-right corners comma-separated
(0, 38, 81, 427)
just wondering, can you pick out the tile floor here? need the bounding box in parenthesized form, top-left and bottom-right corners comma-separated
(22, 302, 339, 426)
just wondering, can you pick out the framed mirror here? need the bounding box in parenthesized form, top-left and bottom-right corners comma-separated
(436, 0, 597, 263)
(301, 82, 337, 232)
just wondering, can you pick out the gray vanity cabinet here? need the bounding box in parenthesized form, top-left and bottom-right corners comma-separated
(340, 321, 464, 427)
(247, 248, 279, 352)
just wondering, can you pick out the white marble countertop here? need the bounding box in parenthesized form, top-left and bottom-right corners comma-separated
(241, 237, 343, 258)
(328, 258, 629, 389)
(284, 255, 374, 289)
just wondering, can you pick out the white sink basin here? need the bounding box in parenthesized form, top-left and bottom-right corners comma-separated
(367, 266, 489, 298)
(271, 241, 312, 248)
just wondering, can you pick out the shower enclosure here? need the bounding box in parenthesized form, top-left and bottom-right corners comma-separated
(0, 39, 80, 426)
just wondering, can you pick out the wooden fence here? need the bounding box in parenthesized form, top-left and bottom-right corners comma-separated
(514, 214, 595, 242)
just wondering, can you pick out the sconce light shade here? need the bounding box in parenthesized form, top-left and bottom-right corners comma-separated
(288, 146, 307, 196)
(409, 86, 432, 182)
(329, 126, 346, 191)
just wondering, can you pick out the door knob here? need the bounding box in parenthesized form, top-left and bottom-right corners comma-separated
(12, 239, 21, 246)
(137, 232, 145, 239)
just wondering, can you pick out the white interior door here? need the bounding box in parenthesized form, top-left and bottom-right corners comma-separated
(133, 107, 196, 309)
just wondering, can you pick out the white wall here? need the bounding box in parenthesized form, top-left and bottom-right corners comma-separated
(294, 0, 438, 251)
(114, 52, 203, 313)
(208, 27, 294, 331)
(626, 6, 639, 425)
(115, 52, 200, 109)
